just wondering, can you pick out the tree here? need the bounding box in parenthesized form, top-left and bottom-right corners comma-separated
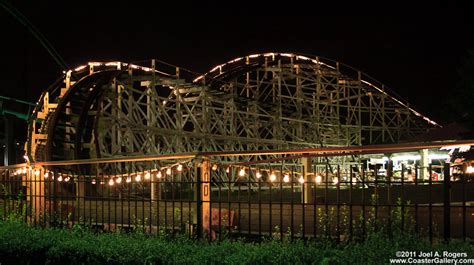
(443, 50, 474, 138)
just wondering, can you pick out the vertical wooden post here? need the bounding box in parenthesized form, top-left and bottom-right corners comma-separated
(33, 168, 45, 222)
(195, 158, 211, 238)
(443, 163, 451, 242)
(420, 149, 429, 181)
(302, 157, 313, 204)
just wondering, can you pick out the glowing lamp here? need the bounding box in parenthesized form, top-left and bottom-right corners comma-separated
(269, 173, 276, 182)
(298, 176, 304, 184)
(315, 175, 322, 184)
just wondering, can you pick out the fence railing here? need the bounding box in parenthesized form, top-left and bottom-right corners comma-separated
(1, 145, 473, 242)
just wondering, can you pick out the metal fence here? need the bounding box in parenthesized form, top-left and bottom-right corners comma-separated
(0, 149, 473, 242)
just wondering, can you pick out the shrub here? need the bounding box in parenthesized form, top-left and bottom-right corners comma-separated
(1, 220, 473, 264)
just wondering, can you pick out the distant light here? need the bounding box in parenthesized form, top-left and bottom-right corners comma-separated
(34, 169, 40, 177)
(315, 175, 322, 184)
(239, 168, 245, 177)
(351, 177, 357, 184)
(177, 164, 183, 172)
(23, 155, 29, 161)
(74, 65, 87, 71)
(64, 177, 70, 182)
(157, 171, 162, 179)
(135, 174, 141, 182)
(21, 168, 27, 174)
(126, 177, 131, 183)
(428, 154, 450, 160)
(466, 166, 474, 174)
(57, 175, 63, 182)
(116, 177, 122, 184)
(166, 168, 172, 175)
(226, 167, 230, 173)
(283, 174, 290, 183)
(212, 164, 218, 171)
(91, 178, 96, 185)
(298, 176, 305, 184)
(269, 173, 276, 182)
(256, 172, 262, 179)
(333, 177, 339, 185)
(44, 172, 49, 178)
(145, 172, 151, 180)
(108, 179, 114, 186)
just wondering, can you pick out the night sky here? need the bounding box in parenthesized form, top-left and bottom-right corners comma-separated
(1, 1, 473, 135)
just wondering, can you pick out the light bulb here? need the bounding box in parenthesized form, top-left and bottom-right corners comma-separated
(145, 172, 151, 180)
(108, 179, 114, 186)
(91, 178, 96, 184)
(44, 172, 49, 179)
(100, 180, 105, 185)
(256, 172, 262, 179)
(166, 168, 172, 175)
(135, 174, 141, 182)
(64, 177, 70, 182)
(116, 177, 122, 184)
(315, 175, 322, 184)
(239, 168, 245, 177)
(226, 167, 230, 173)
(177, 164, 183, 172)
(57, 175, 63, 182)
(126, 176, 131, 183)
(283, 174, 290, 183)
(270, 173, 276, 182)
(212, 164, 218, 171)
(157, 171, 162, 179)
(466, 166, 474, 174)
(333, 177, 339, 185)
(298, 176, 305, 184)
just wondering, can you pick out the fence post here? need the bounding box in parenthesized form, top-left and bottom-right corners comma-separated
(195, 157, 211, 239)
(301, 156, 312, 204)
(443, 163, 451, 242)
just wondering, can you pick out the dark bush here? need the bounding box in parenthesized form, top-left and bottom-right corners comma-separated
(0, 221, 473, 264)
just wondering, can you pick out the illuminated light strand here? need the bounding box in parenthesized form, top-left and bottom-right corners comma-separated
(269, 173, 277, 182)
(315, 175, 322, 184)
(298, 176, 305, 184)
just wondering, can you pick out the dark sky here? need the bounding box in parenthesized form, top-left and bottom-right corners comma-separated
(1, 1, 473, 126)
